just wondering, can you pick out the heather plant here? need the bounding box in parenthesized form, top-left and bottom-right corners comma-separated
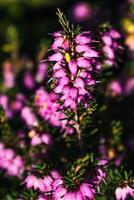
(0, 6, 134, 200)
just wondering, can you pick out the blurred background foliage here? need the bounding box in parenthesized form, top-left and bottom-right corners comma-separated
(0, 0, 124, 61)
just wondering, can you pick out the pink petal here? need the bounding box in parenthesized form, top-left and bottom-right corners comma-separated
(75, 35, 91, 44)
(102, 35, 112, 46)
(64, 97, 73, 107)
(83, 50, 98, 58)
(77, 57, 91, 68)
(54, 85, 64, 93)
(115, 187, 122, 200)
(68, 60, 78, 76)
(75, 44, 91, 52)
(48, 52, 63, 62)
(51, 37, 64, 50)
(109, 29, 121, 39)
(53, 62, 62, 71)
(80, 183, 94, 199)
(63, 85, 70, 95)
(54, 69, 66, 78)
(59, 76, 69, 86)
(75, 77, 85, 88)
(70, 87, 78, 100)
(103, 46, 114, 59)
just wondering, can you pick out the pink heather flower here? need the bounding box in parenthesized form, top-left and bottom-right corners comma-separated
(63, 192, 76, 200)
(38, 195, 49, 200)
(48, 31, 98, 110)
(72, 2, 92, 22)
(98, 159, 108, 166)
(34, 178, 46, 192)
(0, 95, 12, 118)
(0, 142, 24, 177)
(2, 61, 15, 88)
(107, 80, 122, 96)
(101, 28, 121, 67)
(35, 88, 74, 134)
(115, 185, 134, 200)
(41, 133, 52, 145)
(74, 191, 83, 200)
(109, 29, 121, 39)
(53, 186, 67, 200)
(23, 72, 35, 89)
(48, 52, 63, 62)
(125, 78, 134, 94)
(102, 35, 112, 46)
(115, 187, 123, 200)
(31, 134, 42, 146)
(31, 133, 52, 146)
(51, 34, 70, 50)
(35, 63, 48, 83)
(95, 168, 106, 185)
(25, 174, 37, 189)
(43, 175, 53, 191)
(68, 60, 78, 76)
(80, 183, 95, 199)
(50, 170, 61, 180)
(103, 46, 115, 59)
(75, 34, 91, 44)
(21, 107, 38, 127)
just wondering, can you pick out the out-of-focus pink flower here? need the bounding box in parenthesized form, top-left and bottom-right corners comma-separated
(107, 80, 122, 97)
(31, 134, 42, 146)
(125, 78, 134, 94)
(101, 28, 121, 67)
(35, 63, 48, 83)
(41, 133, 52, 145)
(0, 142, 24, 177)
(23, 72, 35, 89)
(21, 107, 38, 127)
(25, 174, 37, 189)
(2, 61, 15, 88)
(72, 2, 92, 22)
(35, 88, 74, 134)
(115, 185, 134, 200)
(80, 183, 95, 199)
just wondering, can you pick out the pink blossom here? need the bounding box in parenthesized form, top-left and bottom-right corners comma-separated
(80, 183, 95, 199)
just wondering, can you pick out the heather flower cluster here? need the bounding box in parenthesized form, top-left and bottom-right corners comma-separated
(48, 30, 99, 110)
(115, 185, 134, 200)
(35, 88, 74, 134)
(0, 142, 24, 177)
(106, 77, 134, 97)
(21, 106, 38, 127)
(22, 160, 107, 200)
(101, 28, 122, 67)
(30, 131, 52, 146)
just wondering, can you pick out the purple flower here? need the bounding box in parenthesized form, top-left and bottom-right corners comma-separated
(80, 183, 95, 199)
(101, 28, 122, 67)
(47, 31, 99, 110)
(35, 88, 74, 134)
(115, 185, 134, 200)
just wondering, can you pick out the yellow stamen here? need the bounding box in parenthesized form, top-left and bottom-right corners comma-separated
(65, 52, 71, 63)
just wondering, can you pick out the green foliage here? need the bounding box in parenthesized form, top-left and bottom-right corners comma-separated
(56, 9, 81, 39)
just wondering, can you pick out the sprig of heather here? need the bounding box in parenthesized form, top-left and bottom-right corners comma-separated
(100, 24, 122, 67)
(47, 9, 100, 111)
(35, 88, 74, 135)
(0, 141, 24, 177)
(21, 156, 107, 200)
